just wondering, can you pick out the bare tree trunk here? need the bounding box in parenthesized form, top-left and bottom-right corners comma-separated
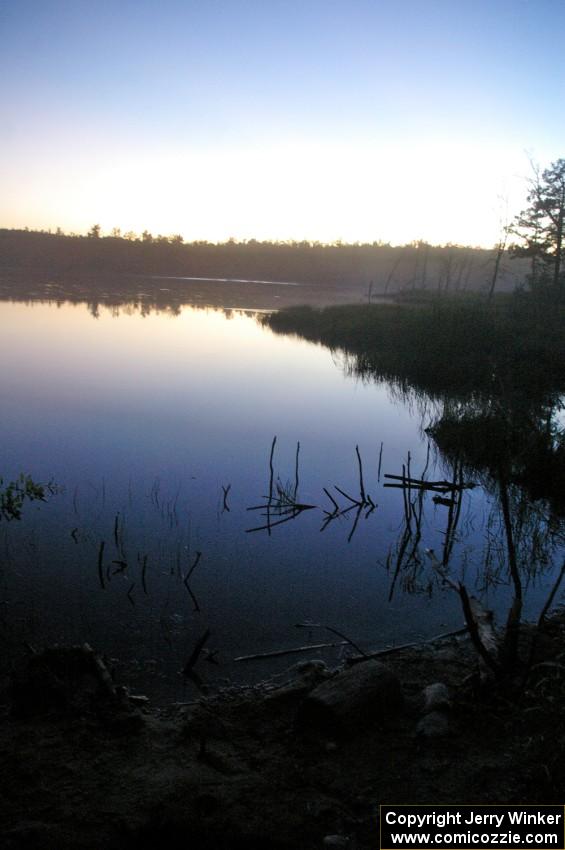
(488, 238, 506, 300)
(553, 194, 564, 290)
(499, 474, 522, 672)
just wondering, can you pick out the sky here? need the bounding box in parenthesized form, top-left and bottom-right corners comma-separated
(1, 0, 565, 247)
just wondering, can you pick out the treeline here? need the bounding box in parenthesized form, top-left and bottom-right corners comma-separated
(0, 227, 525, 293)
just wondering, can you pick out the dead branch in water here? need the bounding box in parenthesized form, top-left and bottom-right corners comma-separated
(295, 622, 369, 658)
(182, 628, 212, 689)
(347, 626, 469, 664)
(384, 473, 475, 492)
(320, 446, 376, 541)
(426, 548, 501, 678)
(183, 551, 202, 612)
(538, 558, 565, 627)
(234, 640, 349, 662)
(97, 541, 105, 590)
(246, 437, 315, 533)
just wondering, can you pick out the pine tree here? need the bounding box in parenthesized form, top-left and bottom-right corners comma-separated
(511, 158, 565, 295)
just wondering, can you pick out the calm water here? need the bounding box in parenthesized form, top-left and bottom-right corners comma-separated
(0, 299, 560, 700)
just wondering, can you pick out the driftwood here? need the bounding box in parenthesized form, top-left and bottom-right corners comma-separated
(347, 627, 468, 664)
(236, 626, 469, 665)
(234, 641, 348, 662)
(426, 549, 501, 678)
(383, 473, 475, 492)
(296, 660, 403, 735)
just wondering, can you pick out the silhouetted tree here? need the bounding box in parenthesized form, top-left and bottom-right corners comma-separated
(511, 158, 565, 295)
(88, 223, 101, 238)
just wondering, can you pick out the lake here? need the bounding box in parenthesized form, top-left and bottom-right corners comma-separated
(1, 296, 561, 701)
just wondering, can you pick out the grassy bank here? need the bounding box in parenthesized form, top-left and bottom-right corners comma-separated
(263, 293, 565, 401)
(264, 293, 565, 514)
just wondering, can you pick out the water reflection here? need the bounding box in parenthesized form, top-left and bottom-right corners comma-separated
(1, 291, 564, 698)
(272, 312, 565, 677)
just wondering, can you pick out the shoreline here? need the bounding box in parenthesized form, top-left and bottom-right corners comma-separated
(3, 616, 565, 849)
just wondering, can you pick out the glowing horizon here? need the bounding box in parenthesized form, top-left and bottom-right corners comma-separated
(2, 1, 564, 250)
(0, 140, 540, 249)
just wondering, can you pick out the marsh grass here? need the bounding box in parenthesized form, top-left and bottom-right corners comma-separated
(263, 292, 565, 401)
(264, 292, 565, 514)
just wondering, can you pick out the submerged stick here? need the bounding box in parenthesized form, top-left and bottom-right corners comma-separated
(268, 436, 277, 502)
(97, 541, 105, 589)
(346, 627, 469, 664)
(185, 550, 202, 583)
(246, 509, 304, 533)
(377, 441, 384, 483)
(538, 558, 565, 627)
(323, 487, 339, 513)
(401, 464, 410, 527)
(127, 582, 135, 606)
(234, 640, 349, 662)
(183, 551, 202, 611)
(183, 628, 211, 677)
(347, 503, 364, 543)
(384, 473, 474, 491)
(294, 441, 300, 500)
(427, 549, 500, 676)
(355, 445, 366, 503)
(334, 485, 361, 506)
(141, 554, 148, 595)
(296, 623, 369, 659)
(267, 436, 277, 536)
(185, 584, 200, 612)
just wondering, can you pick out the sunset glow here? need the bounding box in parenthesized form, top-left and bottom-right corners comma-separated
(2, 1, 565, 246)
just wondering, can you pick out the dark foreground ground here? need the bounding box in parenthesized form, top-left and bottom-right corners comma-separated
(2, 618, 565, 850)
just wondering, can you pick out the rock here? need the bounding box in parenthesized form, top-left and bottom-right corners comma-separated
(422, 683, 451, 714)
(10, 643, 127, 719)
(323, 835, 350, 847)
(128, 694, 150, 707)
(416, 710, 450, 738)
(433, 648, 457, 662)
(296, 660, 403, 735)
(266, 660, 332, 702)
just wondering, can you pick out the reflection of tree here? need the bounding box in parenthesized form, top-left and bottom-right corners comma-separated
(0, 475, 55, 521)
(339, 313, 565, 678)
(385, 447, 564, 679)
(379, 375, 564, 680)
(384, 452, 470, 601)
(266, 297, 565, 681)
(2, 292, 260, 323)
(430, 394, 565, 517)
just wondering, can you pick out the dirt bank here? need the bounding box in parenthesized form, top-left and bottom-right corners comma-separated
(2, 620, 565, 850)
